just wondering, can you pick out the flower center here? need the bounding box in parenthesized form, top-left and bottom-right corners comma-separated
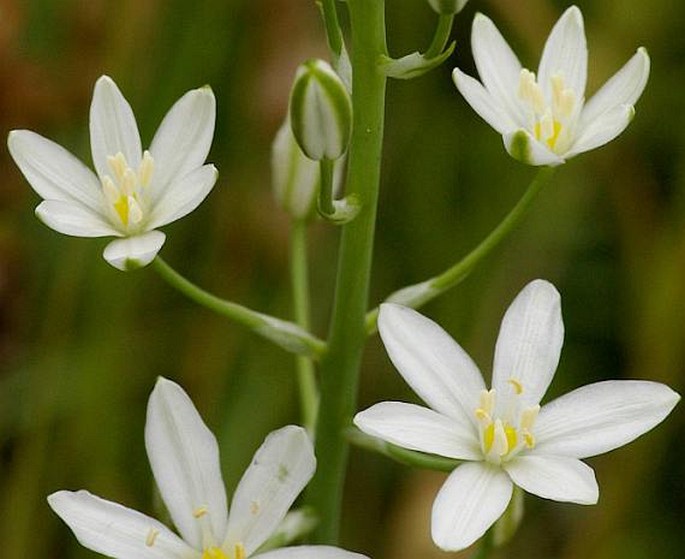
(474, 381, 540, 465)
(517, 69, 578, 154)
(102, 150, 154, 232)
(201, 543, 246, 559)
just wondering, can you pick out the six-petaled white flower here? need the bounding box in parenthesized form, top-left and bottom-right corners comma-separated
(354, 280, 679, 552)
(49, 377, 368, 559)
(8, 75, 218, 270)
(452, 6, 650, 165)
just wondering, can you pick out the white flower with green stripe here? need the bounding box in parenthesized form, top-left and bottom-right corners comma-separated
(8, 75, 218, 271)
(49, 377, 368, 559)
(354, 280, 679, 552)
(452, 6, 650, 165)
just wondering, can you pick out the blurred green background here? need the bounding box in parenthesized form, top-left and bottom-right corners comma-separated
(0, 0, 683, 558)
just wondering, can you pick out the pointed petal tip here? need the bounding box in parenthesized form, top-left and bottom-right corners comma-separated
(563, 5, 584, 27)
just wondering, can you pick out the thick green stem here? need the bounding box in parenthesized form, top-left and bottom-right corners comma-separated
(306, 0, 388, 543)
(152, 256, 326, 358)
(290, 221, 319, 433)
(365, 166, 557, 333)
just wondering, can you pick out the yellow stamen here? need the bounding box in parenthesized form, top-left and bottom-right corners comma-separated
(504, 424, 518, 451)
(235, 543, 246, 559)
(202, 547, 229, 559)
(145, 528, 159, 547)
(113, 195, 130, 226)
(523, 430, 536, 449)
(507, 378, 524, 395)
(483, 422, 495, 454)
(193, 506, 208, 518)
(475, 408, 491, 422)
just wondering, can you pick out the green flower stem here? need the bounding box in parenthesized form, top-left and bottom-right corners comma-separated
(424, 14, 455, 59)
(318, 158, 336, 217)
(152, 256, 326, 359)
(306, 0, 388, 543)
(290, 221, 319, 433)
(318, 0, 344, 59)
(365, 166, 557, 333)
(347, 428, 460, 472)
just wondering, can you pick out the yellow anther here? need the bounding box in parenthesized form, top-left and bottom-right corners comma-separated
(507, 378, 524, 395)
(483, 422, 495, 454)
(235, 543, 246, 559)
(202, 547, 229, 559)
(193, 506, 209, 518)
(523, 430, 536, 449)
(145, 528, 160, 547)
(475, 408, 491, 422)
(114, 195, 130, 226)
(504, 424, 518, 452)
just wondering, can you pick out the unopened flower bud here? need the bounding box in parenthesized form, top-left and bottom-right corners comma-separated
(427, 0, 469, 15)
(271, 118, 344, 221)
(289, 59, 352, 161)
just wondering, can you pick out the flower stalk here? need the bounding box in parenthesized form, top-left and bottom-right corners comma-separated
(365, 166, 557, 333)
(152, 257, 326, 359)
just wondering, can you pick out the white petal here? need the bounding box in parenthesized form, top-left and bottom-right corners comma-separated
(90, 75, 142, 180)
(537, 6, 588, 99)
(149, 86, 216, 194)
(431, 462, 513, 552)
(225, 426, 316, 556)
(353, 402, 481, 460)
(144, 377, 228, 550)
(581, 47, 650, 126)
(565, 104, 635, 158)
(8, 130, 103, 212)
(146, 164, 218, 230)
(378, 303, 485, 425)
(452, 68, 516, 135)
(255, 546, 368, 559)
(503, 129, 565, 166)
(492, 280, 564, 410)
(471, 13, 525, 123)
(504, 455, 598, 504)
(103, 231, 166, 271)
(36, 200, 119, 237)
(534, 380, 680, 458)
(47, 490, 196, 559)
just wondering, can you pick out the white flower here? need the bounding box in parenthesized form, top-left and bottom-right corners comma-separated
(354, 280, 679, 552)
(8, 75, 218, 271)
(49, 377, 368, 559)
(452, 6, 650, 165)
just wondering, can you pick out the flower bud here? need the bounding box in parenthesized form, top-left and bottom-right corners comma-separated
(427, 0, 469, 15)
(289, 59, 352, 161)
(271, 118, 344, 221)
